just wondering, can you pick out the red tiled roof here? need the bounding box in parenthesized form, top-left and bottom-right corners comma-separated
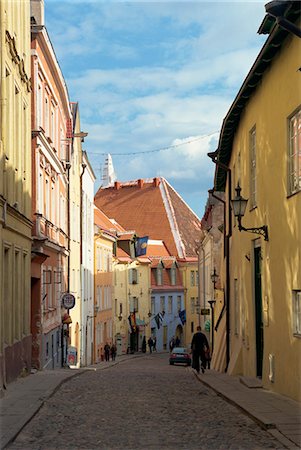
(94, 206, 125, 236)
(146, 240, 170, 257)
(118, 232, 135, 241)
(116, 247, 132, 262)
(94, 177, 202, 259)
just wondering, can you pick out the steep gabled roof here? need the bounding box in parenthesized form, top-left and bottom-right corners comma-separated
(94, 177, 202, 259)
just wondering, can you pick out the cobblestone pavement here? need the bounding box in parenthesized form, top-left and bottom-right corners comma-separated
(8, 354, 285, 450)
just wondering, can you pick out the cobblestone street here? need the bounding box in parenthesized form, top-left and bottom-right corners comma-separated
(8, 354, 284, 450)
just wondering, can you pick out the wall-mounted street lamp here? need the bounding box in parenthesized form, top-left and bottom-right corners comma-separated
(231, 184, 269, 241)
(211, 268, 218, 290)
(118, 313, 123, 322)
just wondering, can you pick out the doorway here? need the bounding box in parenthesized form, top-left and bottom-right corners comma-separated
(254, 244, 263, 377)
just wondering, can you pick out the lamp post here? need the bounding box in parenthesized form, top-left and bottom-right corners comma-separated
(231, 183, 269, 241)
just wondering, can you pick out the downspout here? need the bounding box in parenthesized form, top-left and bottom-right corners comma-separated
(207, 151, 232, 372)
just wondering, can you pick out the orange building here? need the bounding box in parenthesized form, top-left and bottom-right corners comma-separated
(30, 6, 71, 369)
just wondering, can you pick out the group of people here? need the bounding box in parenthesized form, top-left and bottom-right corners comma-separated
(103, 342, 117, 362)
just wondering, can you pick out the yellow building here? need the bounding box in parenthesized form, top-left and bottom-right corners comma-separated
(114, 234, 151, 354)
(212, 3, 301, 401)
(0, 0, 32, 387)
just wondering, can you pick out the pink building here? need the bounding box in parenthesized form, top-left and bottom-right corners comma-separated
(30, 4, 71, 369)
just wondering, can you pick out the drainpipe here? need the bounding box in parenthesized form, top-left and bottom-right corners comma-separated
(207, 151, 232, 372)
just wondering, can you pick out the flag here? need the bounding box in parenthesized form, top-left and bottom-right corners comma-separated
(179, 309, 186, 325)
(135, 236, 149, 257)
(154, 312, 164, 329)
(128, 312, 137, 332)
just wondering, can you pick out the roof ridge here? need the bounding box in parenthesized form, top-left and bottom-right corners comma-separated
(159, 179, 185, 259)
(164, 178, 201, 221)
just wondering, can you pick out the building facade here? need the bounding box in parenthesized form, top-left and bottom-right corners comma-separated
(212, 2, 301, 401)
(30, 4, 71, 369)
(0, 0, 32, 386)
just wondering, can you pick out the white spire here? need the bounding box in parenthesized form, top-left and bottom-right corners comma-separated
(102, 153, 117, 187)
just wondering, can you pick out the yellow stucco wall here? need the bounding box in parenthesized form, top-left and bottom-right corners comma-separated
(226, 33, 301, 401)
(0, 0, 32, 385)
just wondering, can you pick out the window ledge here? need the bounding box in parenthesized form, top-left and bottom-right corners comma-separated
(287, 190, 300, 199)
(293, 333, 301, 339)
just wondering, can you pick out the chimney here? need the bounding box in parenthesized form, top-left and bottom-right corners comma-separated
(114, 181, 121, 190)
(153, 177, 160, 187)
(138, 179, 144, 189)
(31, 0, 45, 26)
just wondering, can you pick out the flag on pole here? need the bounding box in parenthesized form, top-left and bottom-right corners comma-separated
(135, 236, 149, 257)
(154, 312, 164, 329)
(179, 309, 186, 325)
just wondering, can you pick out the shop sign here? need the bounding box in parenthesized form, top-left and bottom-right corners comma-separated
(61, 293, 75, 310)
(201, 308, 210, 315)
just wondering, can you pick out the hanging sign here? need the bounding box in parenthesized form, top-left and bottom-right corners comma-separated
(61, 293, 75, 310)
(201, 308, 210, 315)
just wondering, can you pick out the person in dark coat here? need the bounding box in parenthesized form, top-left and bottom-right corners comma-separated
(110, 343, 117, 361)
(148, 336, 153, 353)
(191, 326, 209, 374)
(104, 343, 110, 362)
(142, 336, 146, 353)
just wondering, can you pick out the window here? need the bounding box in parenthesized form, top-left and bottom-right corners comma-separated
(151, 296, 155, 314)
(293, 291, 301, 336)
(168, 296, 172, 314)
(190, 297, 195, 314)
(129, 268, 138, 284)
(196, 270, 199, 286)
(191, 322, 194, 333)
(130, 296, 138, 313)
(288, 109, 301, 194)
(249, 126, 257, 208)
(170, 267, 176, 285)
(160, 296, 165, 313)
(190, 271, 195, 286)
(177, 295, 181, 312)
(157, 266, 163, 285)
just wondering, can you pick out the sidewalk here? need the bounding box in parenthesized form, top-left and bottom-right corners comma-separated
(193, 369, 301, 450)
(0, 354, 139, 450)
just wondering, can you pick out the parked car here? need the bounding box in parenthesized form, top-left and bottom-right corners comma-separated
(169, 347, 191, 366)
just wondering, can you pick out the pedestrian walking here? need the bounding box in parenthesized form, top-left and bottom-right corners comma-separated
(191, 326, 209, 374)
(110, 343, 117, 361)
(148, 336, 153, 353)
(169, 337, 175, 352)
(142, 336, 146, 353)
(153, 336, 157, 351)
(104, 342, 110, 362)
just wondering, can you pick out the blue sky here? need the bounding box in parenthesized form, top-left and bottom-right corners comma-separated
(45, 1, 267, 218)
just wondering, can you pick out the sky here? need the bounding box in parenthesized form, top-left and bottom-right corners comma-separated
(45, 0, 267, 218)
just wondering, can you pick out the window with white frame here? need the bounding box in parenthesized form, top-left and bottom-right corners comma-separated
(293, 291, 301, 336)
(168, 296, 172, 314)
(151, 296, 155, 314)
(288, 108, 301, 195)
(190, 271, 195, 286)
(129, 267, 138, 284)
(191, 297, 195, 314)
(160, 296, 165, 313)
(130, 296, 138, 312)
(170, 266, 176, 285)
(156, 266, 163, 285)
(196, 270, 199, 286)
(249, 126, 257, 208)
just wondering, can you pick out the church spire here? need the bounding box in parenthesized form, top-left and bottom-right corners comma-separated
(102, 153, 117, 187)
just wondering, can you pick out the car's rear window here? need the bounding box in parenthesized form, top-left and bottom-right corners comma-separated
(173, 347, 187, 353)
